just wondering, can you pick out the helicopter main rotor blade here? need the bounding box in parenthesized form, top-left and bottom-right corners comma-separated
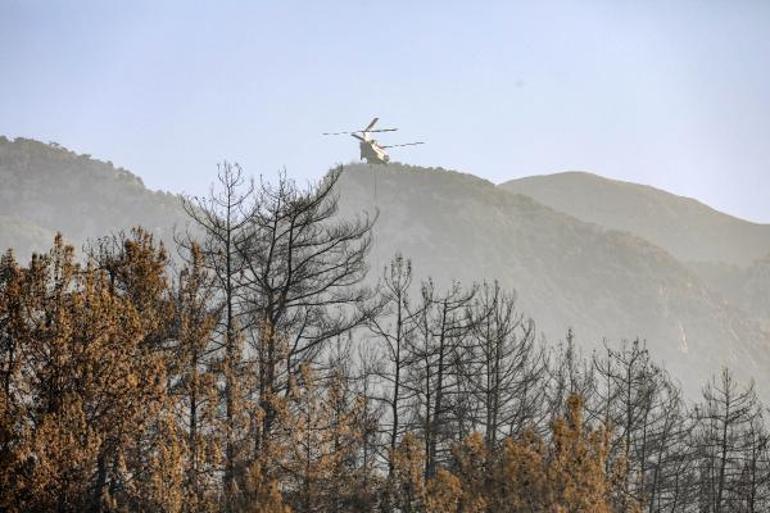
(322, 128, 398, 135)
(364, 117, 379, 132)
(381, 142, 425, 148)
(350, 133, 366, 142)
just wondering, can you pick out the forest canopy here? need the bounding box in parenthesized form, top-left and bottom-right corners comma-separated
(1, 164, 768, 513)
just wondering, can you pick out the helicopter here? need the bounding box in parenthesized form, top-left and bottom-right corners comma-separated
(323, 117, 424, 164)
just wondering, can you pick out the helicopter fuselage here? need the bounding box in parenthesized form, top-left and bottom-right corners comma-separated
(359, 139, 390, 164)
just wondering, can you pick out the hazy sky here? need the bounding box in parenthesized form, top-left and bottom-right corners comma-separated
(2, 1, 769, 222)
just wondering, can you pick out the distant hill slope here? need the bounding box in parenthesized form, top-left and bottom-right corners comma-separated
(690, 255, 770, 333)
(335, 163, 770, 398)
(0, 138, 768, 399)
(0, 137, 188, 258)
(499, 171, 770, 266)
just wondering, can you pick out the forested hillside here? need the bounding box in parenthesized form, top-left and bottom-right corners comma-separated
(2, 166, 769, 513)
(1, 139, 768, 399)
(334, 163, 770, 399)
(500, 170, 770, 356)
(0, 137, 187, 258)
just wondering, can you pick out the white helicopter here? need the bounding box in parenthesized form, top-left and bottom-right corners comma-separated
(323, 117, 424, 164)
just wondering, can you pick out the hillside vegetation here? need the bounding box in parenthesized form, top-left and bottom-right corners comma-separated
(335, 163, 770, 398)
(500, 169, 770, 348)
(2, 143, 770, 512)
(0, 137, 187, 258)
(0, 139, 768, 399)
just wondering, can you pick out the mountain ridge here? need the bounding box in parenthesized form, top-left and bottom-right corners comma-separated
(1, 137, 768, 399)
(500, 170, 770, 266)
(501, 169, 768, 226)
(0, 136, 188, 259)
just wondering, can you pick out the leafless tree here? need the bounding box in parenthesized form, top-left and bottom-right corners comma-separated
(366, 253, 420, 480)
(546, 328, 596, 425)
(234, 166, 375, 446)
(180, 162, 255, 511)
(461, 281, 546, 446)
(693, 368, 762, 513)
(593, 340, 669, 508)
(406, 279, 476, 478)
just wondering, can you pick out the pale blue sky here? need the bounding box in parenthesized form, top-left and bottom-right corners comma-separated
(1, 1, 769, 221)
